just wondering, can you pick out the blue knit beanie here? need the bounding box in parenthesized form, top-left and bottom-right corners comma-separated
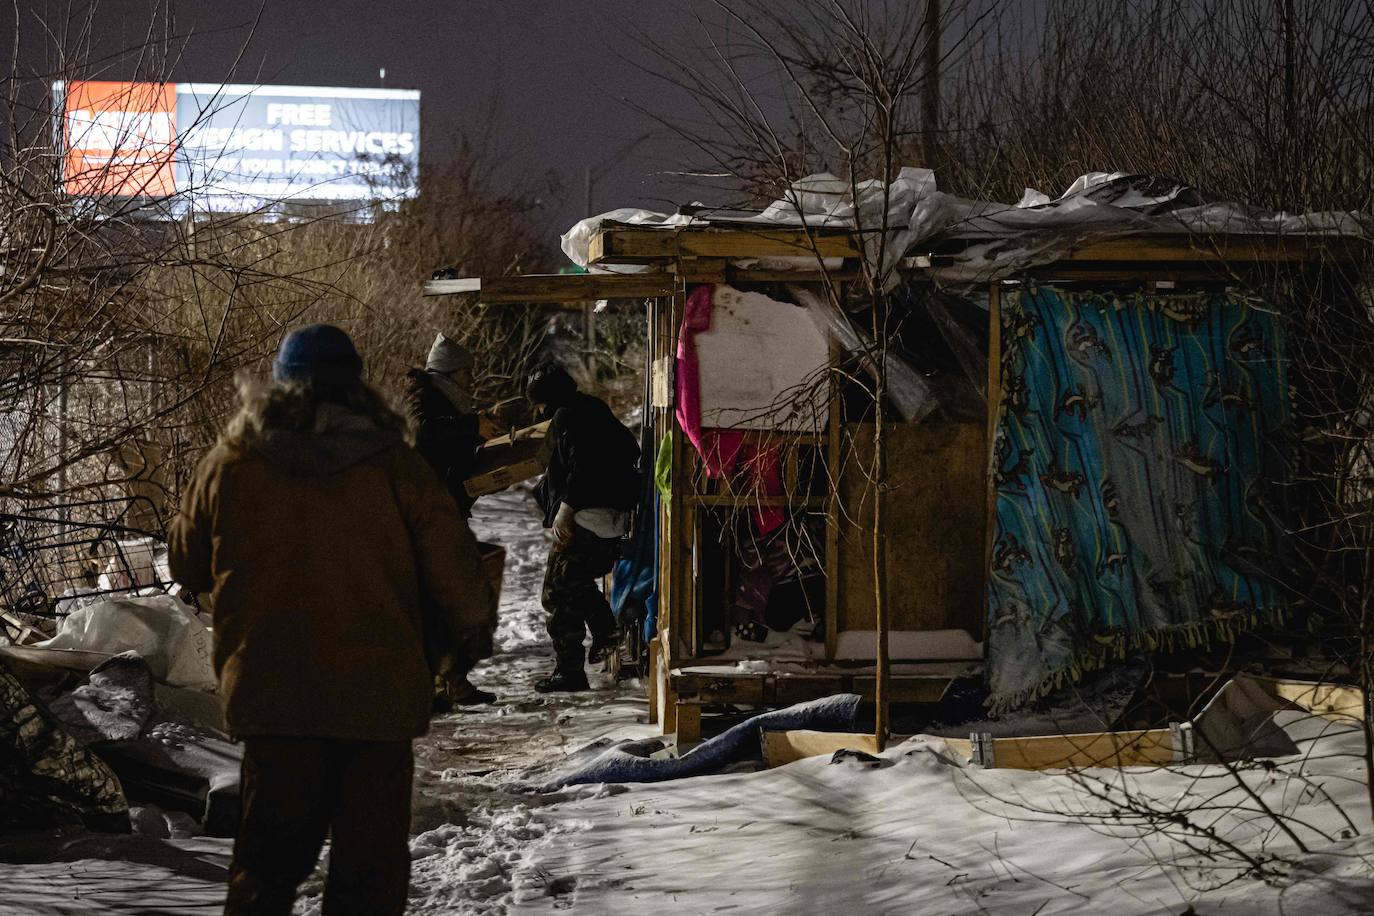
(272, 324, 364, 387)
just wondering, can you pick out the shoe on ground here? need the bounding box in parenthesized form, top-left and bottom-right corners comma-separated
(534, 670, 591, 693)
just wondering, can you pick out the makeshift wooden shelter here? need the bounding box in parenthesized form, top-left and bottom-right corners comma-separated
(428, 211, 1367, 744)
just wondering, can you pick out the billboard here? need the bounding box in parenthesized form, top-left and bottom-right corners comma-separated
(56, 81, 420, 214)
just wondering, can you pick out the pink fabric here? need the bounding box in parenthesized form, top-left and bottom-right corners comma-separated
(675, 285, 785, 535)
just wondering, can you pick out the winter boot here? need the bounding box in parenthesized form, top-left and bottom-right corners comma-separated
(433, 675, 497, 713)
(448, 678, 498, 706)
(534, 669, 591, 693)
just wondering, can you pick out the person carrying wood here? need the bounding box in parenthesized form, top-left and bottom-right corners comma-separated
(170, 324, 495, 916)
(526, 362, 640, 693)
(404, 332, 499, 708)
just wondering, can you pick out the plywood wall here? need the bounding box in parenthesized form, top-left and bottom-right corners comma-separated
(836, 420, 988, 642)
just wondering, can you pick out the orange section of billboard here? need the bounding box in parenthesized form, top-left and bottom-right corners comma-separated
(63, 81, 177, 198)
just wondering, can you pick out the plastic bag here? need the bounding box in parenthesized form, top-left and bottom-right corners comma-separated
(36, 593, 216, 690)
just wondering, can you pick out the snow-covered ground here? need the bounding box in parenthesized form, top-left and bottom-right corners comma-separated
(3, 488, 1374, 915)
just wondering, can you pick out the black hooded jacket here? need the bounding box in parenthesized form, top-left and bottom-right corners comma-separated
(404, 368, 484, 517)
(534, 391, 640, 528)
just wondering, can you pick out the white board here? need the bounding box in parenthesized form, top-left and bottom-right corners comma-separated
(695, 285, 830, 431)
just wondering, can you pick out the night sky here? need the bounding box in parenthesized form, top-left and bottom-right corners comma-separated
(12, 1, 728, 245)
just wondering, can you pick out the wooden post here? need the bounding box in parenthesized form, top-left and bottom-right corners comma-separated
(824, 339, 842, 661)
(668, 279, 689, 661)
(647, 639, 661, 724)
(656, 634, 677, 735)
(872, 300, 890, 750)
(983, 285, 1002, 645)
(674, 702, 702, 746)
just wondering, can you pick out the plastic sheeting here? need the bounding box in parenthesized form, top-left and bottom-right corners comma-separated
(36, 593, 215, 691)
(561, 171, 1365, 287)
(792, 285, 938, 423)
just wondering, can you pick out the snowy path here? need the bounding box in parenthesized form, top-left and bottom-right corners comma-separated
(0, 488, 653, 916)
(382, 488, 655, 915)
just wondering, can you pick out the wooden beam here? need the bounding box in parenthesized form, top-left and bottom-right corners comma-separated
(670, 668, 957, 706)
(647, 640, 661, 725)
(0, 612, 42, 646)
(1061, 234, 1366, 264)
(656, 648, 677, 735)
(761, 730, 882, 767)
(424, 273, 676, 302)
(675, 702, 702, 745)
(927, 233, 1369, 272)
(589, 226, 863, 266)
(944, 728, 1174, 770)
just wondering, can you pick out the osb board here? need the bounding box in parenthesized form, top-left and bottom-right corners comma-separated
(944, 728, 1174, 770)
(836, 421, 988, 641)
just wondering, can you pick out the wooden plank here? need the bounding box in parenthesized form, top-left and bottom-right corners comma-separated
(686, 498, 700, 657)
(672, 670, 768, 706)
(650, 355, 673, 408)
(656, 646, 677, 735)
(464, 418, 549, 496)
(675, 702, 702, 745)
(590, 227, 863, 266)
(464, 457, 542, 498)
(1253, 677, 1365, 721)
(943, 728, 1174, 770)
(926, 232, 1369, 266)
(1062, 234, 1366, 264)
(480, 420, 550, 448)
(0, 612, 43, 646)
(668, 281, 690, 661)
(423, 277, 481, 296)
(984, 284, 1002, 644)
(424, 273, 676, 302)
(647, 639, 661, 725)
(669, 668, 956, 706)
(761, 730, 882, 767)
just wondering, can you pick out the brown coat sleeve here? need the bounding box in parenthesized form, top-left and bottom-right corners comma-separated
(167, 448, 220, 595)
(392, 447, 498, 658)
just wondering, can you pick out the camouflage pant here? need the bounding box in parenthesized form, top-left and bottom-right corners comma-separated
(0, 660, 128, 832)
(541, 528, 621, 674)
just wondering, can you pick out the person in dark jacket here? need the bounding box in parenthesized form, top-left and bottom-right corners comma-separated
(170, 324, 495, 916)
(404, 332, 498, 707)
(404, 333, 485, 518)
(527, 362, 640, 693)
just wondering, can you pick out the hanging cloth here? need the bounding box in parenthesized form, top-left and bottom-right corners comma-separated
(674, 285, 785, 535)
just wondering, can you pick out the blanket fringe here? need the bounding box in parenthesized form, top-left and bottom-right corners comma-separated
(987, 606, 1286, 716)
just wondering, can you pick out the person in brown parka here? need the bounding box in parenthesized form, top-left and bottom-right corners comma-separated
(169, 324, 495, 916)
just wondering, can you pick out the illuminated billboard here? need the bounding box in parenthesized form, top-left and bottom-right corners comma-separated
(56, 81, 420, 213)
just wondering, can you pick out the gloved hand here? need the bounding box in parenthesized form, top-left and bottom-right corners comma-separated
(553, 502, 576, 548)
